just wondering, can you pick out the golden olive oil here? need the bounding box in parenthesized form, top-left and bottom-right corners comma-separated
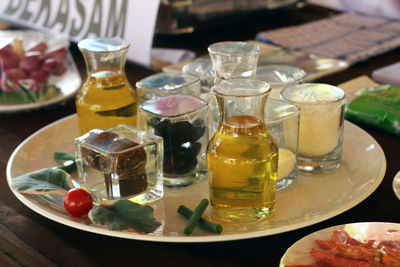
(207, 115, 278, 222)
(76, 68, 137, 134)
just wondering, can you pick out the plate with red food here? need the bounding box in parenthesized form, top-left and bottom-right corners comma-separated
(0, 30, 81, 112)
(280, 222, 400, 267)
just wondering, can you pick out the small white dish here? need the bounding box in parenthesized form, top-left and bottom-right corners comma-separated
(0, 30, 81, 113)
(393, 170, 400, 200)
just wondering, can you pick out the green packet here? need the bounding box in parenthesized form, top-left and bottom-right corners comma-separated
(345, 85, 400, 136)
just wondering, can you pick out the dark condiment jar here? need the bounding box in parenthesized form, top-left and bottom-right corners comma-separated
(75, 124, 163, 204)
(139, 94, 208, 186)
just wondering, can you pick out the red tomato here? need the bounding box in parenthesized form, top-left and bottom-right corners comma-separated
(63, 188, 93, 217)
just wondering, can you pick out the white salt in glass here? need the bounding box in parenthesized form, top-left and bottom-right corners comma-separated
(280, 83, 345, 172)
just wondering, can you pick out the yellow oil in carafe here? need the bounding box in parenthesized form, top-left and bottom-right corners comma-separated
(76, 68, 137, 134)
(207, 115, 278, 222)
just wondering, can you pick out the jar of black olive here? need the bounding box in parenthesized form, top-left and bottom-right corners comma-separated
(139, 94, 208, 186)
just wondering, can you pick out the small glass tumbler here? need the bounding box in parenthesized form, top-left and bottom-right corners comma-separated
(265, 99, 300, 190)
(208, 41, 261, 82)
(75, 124, 164, 204)
(135, 73, 201, 106)
(256, 64, 306, 99)
(139, 94, 208, 186)
(208, 41, 261, 138)
(182, 57, 214, 99)
(281, 83, 346, 172)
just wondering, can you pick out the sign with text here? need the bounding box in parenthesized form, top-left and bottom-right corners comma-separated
(0, 0, 160, 66)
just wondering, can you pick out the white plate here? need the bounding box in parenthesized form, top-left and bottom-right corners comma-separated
(6, 115, 386, 243)
(0, 30, 81, 113)
(280, 222, 400, 266)
(393, 171, 400, 200)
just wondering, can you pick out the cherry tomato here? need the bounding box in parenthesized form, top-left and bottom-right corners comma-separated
(63, 188, 93, 217)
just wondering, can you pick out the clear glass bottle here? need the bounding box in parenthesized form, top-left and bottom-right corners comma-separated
(207, 79, 278, 222)
(76, 38, 137, 134)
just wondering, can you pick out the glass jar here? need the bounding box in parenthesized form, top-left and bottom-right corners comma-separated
(281, 83, 346, 172)
(207, 79, 278, 222)
(208, 41, 260, 83)
(76, 38, 137, 134)
(75, 124, 164, 204)
(182, 57, 214, 99)
(135, 73, 201, 106)
(139, 94, 208, 186)
(256, 64, 306, 99)
(265, 99, 300, 191)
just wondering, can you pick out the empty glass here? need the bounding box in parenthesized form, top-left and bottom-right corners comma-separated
(256, 64, 306, 99)
(182, 57, 214, 99)
(208, 41, 261, 82)
(208, 41, 261, 138)
(266, 99, 300, 190)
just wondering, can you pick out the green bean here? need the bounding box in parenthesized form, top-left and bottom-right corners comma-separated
(183, 199, 209, 235)
(178, 205, 222, 234)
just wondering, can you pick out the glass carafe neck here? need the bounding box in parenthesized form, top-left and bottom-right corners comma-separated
(78, 38, 129, 76)
(213, 79, 270, 126)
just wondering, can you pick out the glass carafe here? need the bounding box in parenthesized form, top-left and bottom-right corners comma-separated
(207, 79, 278, 222)
(76, 38, 137, 134)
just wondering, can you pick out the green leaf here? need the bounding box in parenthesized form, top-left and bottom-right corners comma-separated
(54, 151, 75, 161)
(54, 151, 76, 174)
(12, 168, 73, 195)
(0, 85, 60, 104)
(0, 89, 32, 104)
(89, 200, 161, 234)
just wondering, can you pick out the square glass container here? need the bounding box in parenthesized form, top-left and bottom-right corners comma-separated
(139, 94, 208, 186)
(75, 124, 164, 204)
(266, 99, 300, 190)
(135, 73, 201, 106)
(281, 83, 346, 172)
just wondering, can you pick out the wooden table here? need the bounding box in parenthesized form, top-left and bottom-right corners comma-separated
(1, 4, 399, 266)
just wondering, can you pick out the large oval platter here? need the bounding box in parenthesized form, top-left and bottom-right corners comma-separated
(6, 115, 386, 242)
